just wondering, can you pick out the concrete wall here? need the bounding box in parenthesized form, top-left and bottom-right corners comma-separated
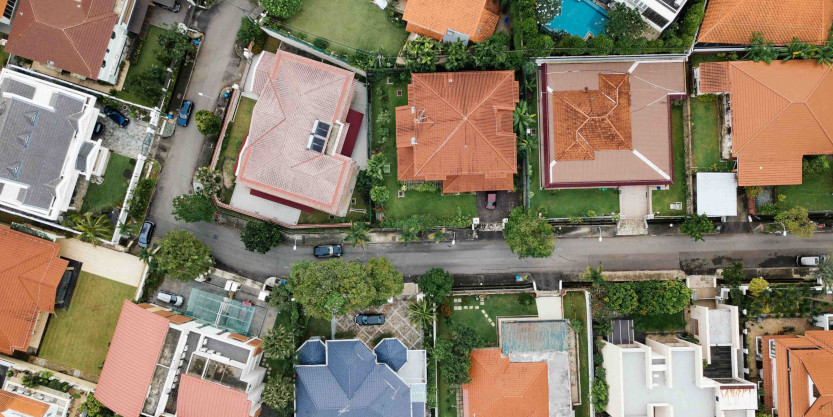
(602, 342, 626, 417)
(690, 305, 711, 363)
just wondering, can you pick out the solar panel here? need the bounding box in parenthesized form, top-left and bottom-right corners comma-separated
(315, 122, 330, 137)
(313, 137, 325, 147)
(311, 144, 324, 153)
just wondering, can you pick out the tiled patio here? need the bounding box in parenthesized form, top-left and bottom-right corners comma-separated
(335, 295, 423, 349)
(744, 317, 816, 378)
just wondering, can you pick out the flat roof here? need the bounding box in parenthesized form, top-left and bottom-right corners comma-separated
(622, 350, 714, 417)
(696, 173, 738, 217)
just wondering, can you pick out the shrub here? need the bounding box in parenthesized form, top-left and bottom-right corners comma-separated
(195, 110, 221, 135)
(518, 292, 535, 306)
(418, 268, 454, 305)
(370, 186, 389, 205)
(155, 229, 214, 281)
(240, 221, 283, 254)
(592, 367, 610, 412)
(261, 0, 303, 19)
(237, 17, 265, 45)
(680, 213, 714, 242)
(127, 178, 156, 221)
(748, 278, 769, 297)
(172, 193, 216, 223)
(313, 37, 329, 50)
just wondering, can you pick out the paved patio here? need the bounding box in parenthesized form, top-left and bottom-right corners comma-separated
(98, 109, 152, 157)
(55, 238, 145, 287)
(335, 295, 423, 349)
(744, 317, 816, 378)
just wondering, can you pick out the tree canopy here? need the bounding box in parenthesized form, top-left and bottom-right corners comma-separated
(261, 0, 303, 19)
(155, 229, 214, 281)
(503, 207, 554, 259)
(418, 268, 454, 305)
(680, 213, 714, 242)
(172, 193, 216, 223)
(195, 110, 221, 135)
(775, 205, 815, 238)
(240, 221, 283, 254)
(604, 3, 648, 41)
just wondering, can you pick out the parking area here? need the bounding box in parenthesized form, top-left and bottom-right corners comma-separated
(476, 190, 517, 223)
(98, 108, 153, 157)
(335, 295, 423, 349)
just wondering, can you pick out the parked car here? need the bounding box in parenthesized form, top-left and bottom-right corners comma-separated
(314, 244, 343, 258)
(486, 192, 497, 210)
(796, 255, 827, 266)
(93, 121, 104, 136)
(138, 221, 155, 248)
(355, 313, 385, 326)
(152, 0, 181, 12)
(177, 100, 193, 127)
(156, 291, 184, 307)
(103, 106, 129, 128)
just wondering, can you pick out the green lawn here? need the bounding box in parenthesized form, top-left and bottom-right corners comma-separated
(283, 0, 407, 55)
(116, 26, 167, 107)
(652, 103, 687, 215)
(529, 147, 620, 217)
(633, 311, 686, 333)
(303, 317, 332, 341)
(263, 36, 281, 53)
(218, 97, 256, 204)
(690, 97, 730, 171)
(38, 272, 136, 375)
(298, 188, 370, 224)
(777, 165, 833, 211)
(563, 292, 590, 417)
(81, 153, 135, 214)
(371, 77, 477, 220)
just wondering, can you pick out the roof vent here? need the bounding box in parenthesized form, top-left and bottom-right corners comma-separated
(410, 107, 415, 114)
(16, 132, 31, 148)
(411, 137, 417, 145)
(307, 120, 330, 153)
(7, 162, 21, 178)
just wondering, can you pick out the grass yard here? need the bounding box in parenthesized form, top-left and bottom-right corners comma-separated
(81, 153, 135, 214)
(690, 97, 731, 172)
(303, 317, 332, 341)
(116, 26, 167, 107)
(652, 103, 688, 215)
(263, 36, 281, 53)
(563, 291, 590, 417)
(298, 188, 370, 224)
(529, 147, 620, 217)
(218, 97, 256, 204)
(777, 166, 833, 211)
(37, 272, 136, 375)
(283, 0, 407, 55)
(371, 77, 477, 220)
(633, 311, 686, 333)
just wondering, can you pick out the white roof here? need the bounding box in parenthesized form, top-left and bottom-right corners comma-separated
(696, 172, 738, 217)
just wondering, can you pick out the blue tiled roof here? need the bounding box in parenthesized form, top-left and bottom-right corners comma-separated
(297, 339, 326, 365)
(412, 402, 426, 417)
(374, 338, 408, 372)
(296, 340, 415, 417)
(500, 319, 570, 355)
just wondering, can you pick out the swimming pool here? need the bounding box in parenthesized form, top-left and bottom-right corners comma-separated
(544, 0, 608, 38)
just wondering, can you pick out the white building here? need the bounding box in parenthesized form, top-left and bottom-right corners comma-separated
(0, 69, 108, 221)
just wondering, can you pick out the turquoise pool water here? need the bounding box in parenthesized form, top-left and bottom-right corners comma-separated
(544, 0, 608, 38)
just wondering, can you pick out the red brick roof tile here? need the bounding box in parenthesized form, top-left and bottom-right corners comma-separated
(462, 349, 549, 417)
(177, 374, 253, 417)
(403, 0, 500, 43)
(0, 390, 49, 417)
(698, 0, 833, 45)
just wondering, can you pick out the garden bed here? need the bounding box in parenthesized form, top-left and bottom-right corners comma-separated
(116, 26, 168, 107)
(217, 97, 256, 204)
(690, 97, 730, 172)
(652, 103, 687, 216)
(563, 292, 590, 417)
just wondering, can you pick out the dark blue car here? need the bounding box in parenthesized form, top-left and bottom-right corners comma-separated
(103, 106, 129, 128)
(177, 100, 193, 127)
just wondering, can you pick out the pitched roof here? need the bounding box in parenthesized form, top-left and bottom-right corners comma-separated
(699, 60, 833, 186)
(697, 0, 833, 45)
(396, 71, 519, 193)
(374, 338, 408, 372)
(237, 51, 359, 216)
(403, 0, 500, 43)
(96, 301, 171, 417)
(541, 60, 685, 188)
(177, 374, 254, 417)
(6, 0, 119, 79)
(0, 390, 50, 417)
(0, 227, 66, 355)
(462, 349, 549, 417)
(763, 331, 833, 417)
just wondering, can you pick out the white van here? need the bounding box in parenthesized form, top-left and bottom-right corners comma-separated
(156, 291, 184, 307)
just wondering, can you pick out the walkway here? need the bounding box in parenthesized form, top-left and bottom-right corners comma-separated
(56, 239, 145, 287)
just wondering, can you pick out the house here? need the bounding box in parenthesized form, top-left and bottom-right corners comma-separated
(610, 0, 689, 32)
(537, 57, 686, 189)
(761, 330, 833, 417)
(696, 172, 738, 217)
(395, 71, 519, 193)
(0, 227, 68, 356)
(236, 51, 361, 222)
(295, 338, 427, 416)
(0, 0, 18, 25)
(462, 318, 576, 417)
(96, 301, 267, 417)
(602, 307, 757, 417)
(0, 390, 52, 417)
(697, 0, 833, 45)
(5, 0, 143, 84)
(2, 375, 73, 417)
(0, 69, 109, 221)
(696, 60, 833, 186)
(401, 0, 501, 44)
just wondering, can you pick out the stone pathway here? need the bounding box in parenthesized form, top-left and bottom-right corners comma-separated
(335, 295, 422, 349)
(452, 297, 495, 327)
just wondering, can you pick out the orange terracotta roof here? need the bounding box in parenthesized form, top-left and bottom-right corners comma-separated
(96, 300, 171, 417)
(698, 0, 833, 45)
(0, 390, 49, 417)
(763, 332, 833, 417)
(403, 0, 500, 43)
(0, 228, 67, 355)
(462, 349, 549, 417)
(699, 60, 833, 186)
(177, 374, 253, 417)
(6, 0, 119, 79)
(396, 71, 519, 193)
(168, 314, 193, 324)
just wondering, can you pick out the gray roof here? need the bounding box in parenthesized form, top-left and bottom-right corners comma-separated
(295, 340, 413, 417)
(0, 85, 85, 209)
(500, 319, 570, 355)
(75, 142, 95, 172)
(298, 339, 326, 365)
(374, 338, 407, 372)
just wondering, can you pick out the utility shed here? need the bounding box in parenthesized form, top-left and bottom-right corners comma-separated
(696, 172, 738, 217)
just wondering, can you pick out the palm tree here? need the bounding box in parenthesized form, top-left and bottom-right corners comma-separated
(517, 132, 538, 155)
(399, 227, 419, 245)
(365, 153, 387, 182)
(344, 222, 370, 249)
(513, 100, 536, 136)
(262, 376, 295, 411)
(70, 213, 112, 246)
(428, 227, 446, 244)
(407, 298, 434, 329)
(117, 219, 141, 238)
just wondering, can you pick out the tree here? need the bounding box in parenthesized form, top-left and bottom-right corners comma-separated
(127, 178, 156, 220)
(604, 3, 648, 41)
(370, 186, 389, 205)
(812, 257, 833, 291)
(631, 280, 692, 315)
(70, 213, 112, 245)
(365, 154, 387, 182)
(404, 37, 441, 72)
(408, 298, 434, 329)
(438, 323, 484, 385)
(513, 100, 536, 137)
(588, 35, 615, 55)
(418, 268, 454, 305)
(472, 33, 510, 69)
(748, 278, 769, 296)
(156, 25, 196, 66)
(262, 376, 295, 411)
(607, 283, 638, 314)
(344, 221, 370, 249)
(127, 65, 167, 102)
(535, 0, 561, 24)
(195, 110, 221, 135)
(428, 227, 447, 244)
(503, 207, 554, 259)
(79, 394, 114, 417)
(746, 32, 778, 63)
(680, 213, 714, 242)
(172, 193, 216, 223)
(444, 40, 472, 71)
(261, 0, 303, 19)
(366, 256, 405, 305)
(556, 35, 587, 56)
(155, 229, 214, 281)
(399, 226, 419, 245)
(775, 205, 815, 238)
(262, 325, 295, 360)
(240, 221, 283, 254)
(803, 156, 830, 176)
(195, 167, 222, 197)
(237, 17, 265, 45)
(722, 261, 745, 288)
(582, 265, 606, 287)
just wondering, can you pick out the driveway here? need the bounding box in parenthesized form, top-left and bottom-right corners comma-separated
(335, 295, 423, 349)
(98, 110, 150, 157)
(476, 191, 517, 223)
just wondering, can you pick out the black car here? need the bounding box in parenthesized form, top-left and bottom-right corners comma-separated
(152, 0, 181, 12)
(103, 106, 130, 128)
(355, 313, 385, 326)
(138, 221, 155, 248)
(314, 244, 343, 258)
(93, 121, 104, 136)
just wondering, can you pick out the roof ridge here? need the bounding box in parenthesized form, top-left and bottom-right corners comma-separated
(731, 63, 793, 154)
(698, 0, 752, 42)
(518, 364, 547, 399)
(464, 110, 517, 172)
